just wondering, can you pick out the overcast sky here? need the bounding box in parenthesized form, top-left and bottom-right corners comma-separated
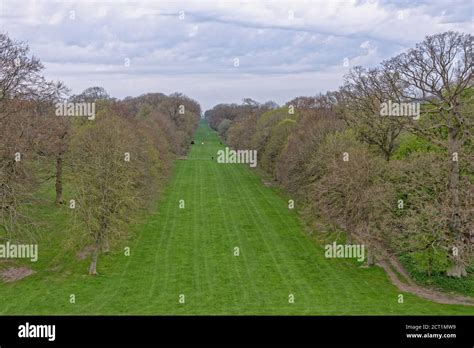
(0, 0, 472, 110)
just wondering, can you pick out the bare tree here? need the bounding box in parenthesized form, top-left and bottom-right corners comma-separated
(339, 66, 408, 161)
(0, 32, 67, 234)
(276, 103, 344, 196)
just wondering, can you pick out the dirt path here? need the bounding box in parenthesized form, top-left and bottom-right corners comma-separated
(378, 257, 474, 306)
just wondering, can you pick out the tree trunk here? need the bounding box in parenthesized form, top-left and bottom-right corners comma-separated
(428, 257, 432, 277)
(55, 154, 63, 204)
(447, 128, 460, 231)
(102, 238, 110, 253)
(100, 217, 109, 253)
(89, 240, 100, 275)
(446, 126, 466, 277)
(447, 262, 467, 278)
(367, 249, 375, 266)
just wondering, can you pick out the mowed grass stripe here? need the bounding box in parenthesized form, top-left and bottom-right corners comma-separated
(223, 164, 296, 306)
(218, 161, 277, 310)
(228, 166, 318, 310)
(242, 171, 343, 311)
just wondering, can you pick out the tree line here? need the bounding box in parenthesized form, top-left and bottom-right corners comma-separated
(0, 33, 201, 274)
(206, 31, 473, 282)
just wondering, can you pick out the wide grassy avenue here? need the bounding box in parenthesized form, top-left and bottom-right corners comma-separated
(0, 121, 472, 315)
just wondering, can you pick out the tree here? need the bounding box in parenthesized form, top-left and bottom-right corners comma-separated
(260, 118, 297, 176)
(276, 104, 344, 195)
(387, 152, 473, 277)
(159, 93, 201, 154)
(262, 100, 279, 110)
(70, 86, 110, 103)
(250, 107, 295, 161)
(382, 31, 473, 277)
(217, 119, 232, 140)
(0, 33, 66, 106)
(310, 130, 395, 264)
(0, 32, 67, 235)
(338, 66, 408, 161)
(68, 111, 154, 275)
(227, 112, 259, 150)
(37, 106, 71, 204)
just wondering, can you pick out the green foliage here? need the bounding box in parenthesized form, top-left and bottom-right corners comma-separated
(399, 253, 474, 297)
(392, 133, 440, 159)
(251, 107, 298, 162)
(260, 118, 297, 175)
(411, 248, 450, 275)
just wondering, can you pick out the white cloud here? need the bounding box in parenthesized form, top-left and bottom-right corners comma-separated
(0, 0, 471, 110)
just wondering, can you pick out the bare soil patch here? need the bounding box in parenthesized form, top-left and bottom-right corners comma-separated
(1, 267, 35, 283)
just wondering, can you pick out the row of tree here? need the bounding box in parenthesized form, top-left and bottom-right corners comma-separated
(206, 31, 473, 279)
(0, 33, 201, 274)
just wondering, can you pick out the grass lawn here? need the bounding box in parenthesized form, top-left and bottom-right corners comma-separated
(0, 122, 473, 315)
